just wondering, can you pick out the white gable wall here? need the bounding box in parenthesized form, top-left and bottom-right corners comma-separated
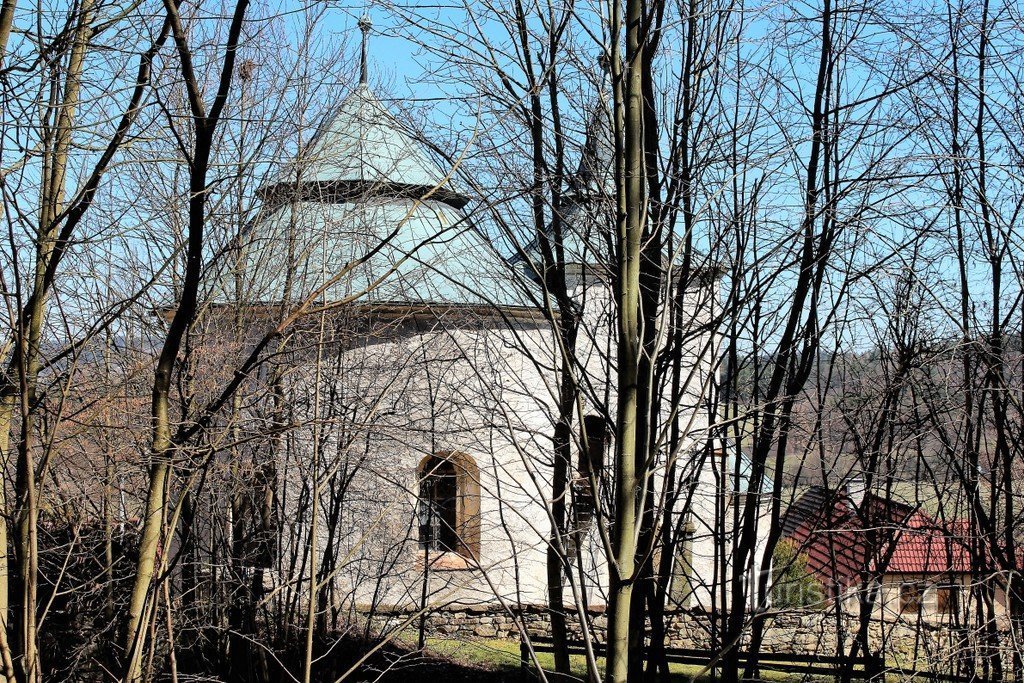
(269, 271, 769, 616)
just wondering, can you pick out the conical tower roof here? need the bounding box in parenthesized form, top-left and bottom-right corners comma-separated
(572, 93, 615, 198)
(512, 95, 614, 272)
(261, 85, 470, 209)
(244, 84, 532, 310)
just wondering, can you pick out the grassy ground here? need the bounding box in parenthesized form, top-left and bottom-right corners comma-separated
(377, 630, 926, 682)
(417, 636, 821, 682)
(338, 633, 903, 682)
(423, 636, 704, 681)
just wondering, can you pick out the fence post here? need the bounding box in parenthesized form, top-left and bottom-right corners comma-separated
(865, 651, 884, 682)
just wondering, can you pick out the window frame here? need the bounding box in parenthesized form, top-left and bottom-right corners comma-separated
(672, 520, 697, 608)
(417, 451, 481, 565)
(580, 415, 607, 483)
(935, 582, 961, 617)
(899, 581, 926, 614)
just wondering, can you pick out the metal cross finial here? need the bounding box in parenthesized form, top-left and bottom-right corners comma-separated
(358, 14, 372, 85)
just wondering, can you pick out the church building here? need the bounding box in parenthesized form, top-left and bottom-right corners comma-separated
(230, 23, 769, 626)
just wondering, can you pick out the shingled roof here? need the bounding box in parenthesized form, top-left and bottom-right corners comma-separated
(261, 85, 469, 207)
(243, 84, 535, 311)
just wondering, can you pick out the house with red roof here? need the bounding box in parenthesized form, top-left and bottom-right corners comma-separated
(779, 483, 1007, 622)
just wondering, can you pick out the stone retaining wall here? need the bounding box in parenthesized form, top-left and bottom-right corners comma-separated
(368, 605, 1017, 674)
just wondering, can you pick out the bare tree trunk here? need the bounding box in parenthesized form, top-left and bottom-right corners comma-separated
(724, 0, 840, 675)
(0, 400, 14, 682)
(548, 375, 574, 676)
(605, 0, 646, 677)
(7, 4, 95, 678)
(122, 0, 250, 677)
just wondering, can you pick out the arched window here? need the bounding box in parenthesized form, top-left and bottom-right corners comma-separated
(417, 452, 481, 561)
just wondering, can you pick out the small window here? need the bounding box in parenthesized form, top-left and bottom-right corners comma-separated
(418, 458, 459, 553)
(671, 520, 697, 608)
(937, 584, 960, 616)
(569, 417, 604, 557)
(900, 582, 925, 614)
(417, 452, 481, 562)
(715, 449, 732, 508)
(580, 415, 607, 480)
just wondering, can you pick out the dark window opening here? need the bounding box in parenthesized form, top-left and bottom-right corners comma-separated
(937, 584, 960, 616)
(569, 415, 607, 554)
(419, 458, 459, 553)
(900, 582, 925, 614)
(672, 520, 697, 607)
(416, 452, 481, 561)
(580, 415, 607, 479)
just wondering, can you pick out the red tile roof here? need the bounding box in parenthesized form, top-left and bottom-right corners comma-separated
(781, 488, 975, 590)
